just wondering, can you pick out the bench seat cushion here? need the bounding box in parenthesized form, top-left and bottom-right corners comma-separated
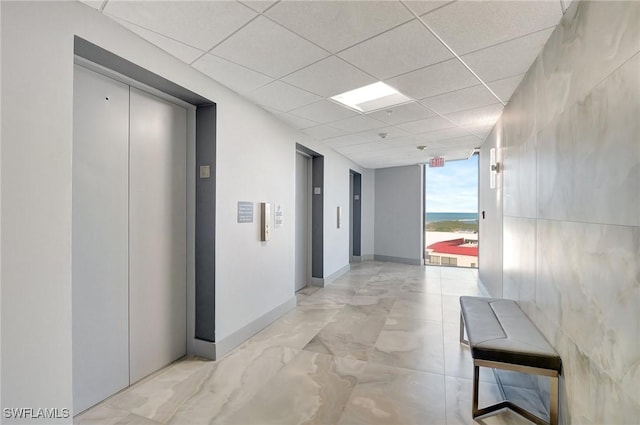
(460, 296, 561, 372)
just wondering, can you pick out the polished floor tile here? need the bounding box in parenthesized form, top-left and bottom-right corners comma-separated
(75, 263, 531, 425)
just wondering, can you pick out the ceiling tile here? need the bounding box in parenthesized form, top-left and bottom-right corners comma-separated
(303, 125, 347, 140)
(324, 132, 373, 148)
(420, 84, 500, 115)
(274, 112, 318, 130)
(114, 18, 205, 64)
(464, 123, 495, 139)
(244, 81, 321, 112)
(282, 56, 376, 98)
(355, 126, 410, 142)
(461, 28, 554, 82)
(429, 135, 480, 148)
(443, 103, 504, 127)
(386, 58, 478, 100)
(403, 1, 452, 17)
(289, 100, 359, 124)
(78, 0, 103, 10)
(192, 53, 274, 94)
(366, 102, 436, 125)
(328, 115, 387, 133)
(211, 16, 329, 78)
(396, 116, 456, 134)
(338, 19, 453, 80)
(419, 127, 478, 143)
(421, 1, 562, 55)
(239, 1, 278, 13)
(104, 1, 257, 51)
(487, 74, 525, 103)
(265, 1, 414, 53)
(336, 140, 393, 155)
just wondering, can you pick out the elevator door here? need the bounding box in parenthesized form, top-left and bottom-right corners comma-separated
(129, 87, 187, 383)
(72, 65, 187, 413)
(295, 153, 310, 291)
(72, 65, 130, 414)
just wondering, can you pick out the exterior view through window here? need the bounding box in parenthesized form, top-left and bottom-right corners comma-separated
(424, 155, 478, 268)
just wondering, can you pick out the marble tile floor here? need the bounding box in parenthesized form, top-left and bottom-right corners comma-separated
(76, 262, 543, 425)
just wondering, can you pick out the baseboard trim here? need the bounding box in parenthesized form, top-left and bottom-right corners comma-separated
(362, 254, 374, 261)
(189, 296, 297, 360)
(309, 264, 351, 288)
(373, 255, 422, 266)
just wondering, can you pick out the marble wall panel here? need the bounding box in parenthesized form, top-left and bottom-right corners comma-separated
(537, 219, 639, 399)
(481, 2, 640, 421)
(502, 217, 537, 314)
(535, 1, 640, 132)
(503, 62, 539, 218)
(538, 53, 640, 226)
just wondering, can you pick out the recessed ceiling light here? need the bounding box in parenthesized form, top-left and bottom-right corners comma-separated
(330, 82, 412, 113)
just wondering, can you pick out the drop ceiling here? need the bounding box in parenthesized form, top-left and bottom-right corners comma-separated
(81, 0, 567, 169)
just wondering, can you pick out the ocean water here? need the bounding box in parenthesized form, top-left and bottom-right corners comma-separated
(425, 212, 478, 222)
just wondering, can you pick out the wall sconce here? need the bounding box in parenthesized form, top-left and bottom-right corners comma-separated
(490, 148, 500, 189)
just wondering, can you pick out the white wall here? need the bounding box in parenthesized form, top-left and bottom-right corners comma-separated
(297, 139, 375, 279)
(374, 165, 423, 264)
(0, 1, 374, 418)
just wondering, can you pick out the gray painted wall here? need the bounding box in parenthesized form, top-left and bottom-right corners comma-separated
(374, 165, 423, 264)
(479, 1, 640, 422)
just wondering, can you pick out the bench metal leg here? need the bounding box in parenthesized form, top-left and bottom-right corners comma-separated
(471, 360, 560, 425)
(472, 364, 479, 414)
(460, 313, 469, 346)
(550, 375, 559, 425)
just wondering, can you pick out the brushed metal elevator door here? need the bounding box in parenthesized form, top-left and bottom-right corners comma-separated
(128, 87, 187, 384)
(73, 65, 187, 413)
(72, 65, 130, 414)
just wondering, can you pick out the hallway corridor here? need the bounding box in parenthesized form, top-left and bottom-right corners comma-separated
(76, 262, 540, 425)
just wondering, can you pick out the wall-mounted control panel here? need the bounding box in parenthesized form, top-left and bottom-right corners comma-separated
(260, 202, 271, 241)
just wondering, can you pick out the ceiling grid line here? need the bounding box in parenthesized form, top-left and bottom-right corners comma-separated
(400, 0, 505, 107)
(88, 0, 563, 168)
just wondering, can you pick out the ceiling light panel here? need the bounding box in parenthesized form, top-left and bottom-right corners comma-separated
(265, 1, 414, 53)
(104, 1, 257, 51)
(421, 1, 562, 55)
(282, 56, 377, 98)
(192, 54, 274, 95)
(386, 58, 478, 100)
(461, 28, 555, 83)
(330, 82, 412, 113)
(338, 20, 453, 80)
(211, 16, 329, 78)
(244, 81, 321, 112)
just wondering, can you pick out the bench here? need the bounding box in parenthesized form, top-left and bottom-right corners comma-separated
(459, 296, 562, 425)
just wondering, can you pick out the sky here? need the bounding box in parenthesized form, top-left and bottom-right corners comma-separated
(424, 155, 478, 213)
